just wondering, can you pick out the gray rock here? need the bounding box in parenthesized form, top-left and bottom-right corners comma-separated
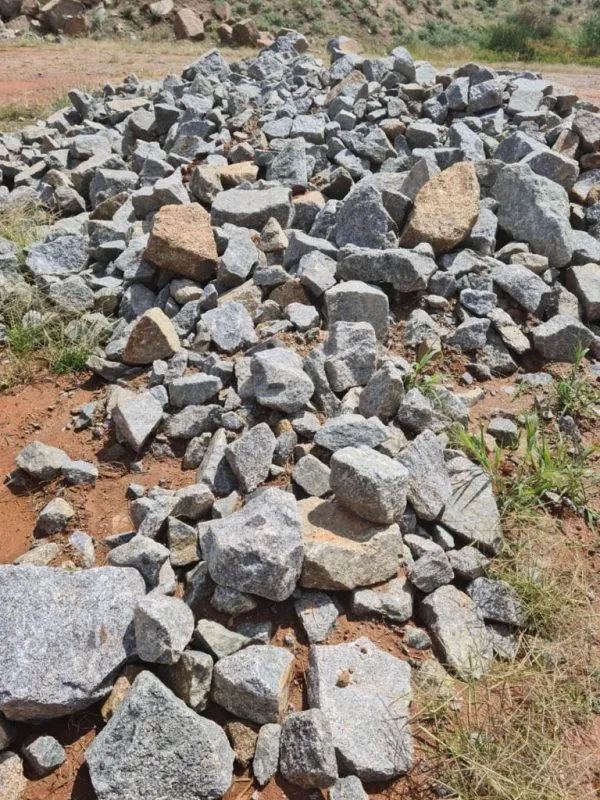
(441, 455, 502, 554)
(404, 627, 432, 650)
(420, 584, 493, 680)
(324, 321, 377, 392)
(445, 318, 490, 350)
(202, 303, 257, 354)
(160, 650, 213, 713)
(253, 723, 281, 787)
(351, 576, 414, 623)
(197, 429, 237, 497)
(566, 263, 600, 322)
(69, 530, 95, 567)
(211, 586, 257, 616)
(330, 775, 369, 800)
(487, 417, 519, 446)
(335, 182, 396, 249)
(467, 577, 526, 626)
(407, 551, 454, 593)
(225, 422, 276, 493)
(491, 262, 555, 315)
(168, 374, 222, 407)
(330, 446, 408, 524)
(193, 619, 250, 661)
(87, 671, 234, 800)
(26, 235, 87, 278)
(252, 348, 314, 413)
(324, 280, 389, 340)
(532, 315, 594, 362)
(107, 535, 170, 589)
(492, 163, 573, 268)
(358, 362, 405, 421)
(299, 497, 400, 590)
(294, 590, 339, 643)
(279, 709, 338, 789)
(15, 441, 69, 482)
(22, 735, 66, 777)
(286, 302, 320, 331)
(293, 455, 331, 497)
(204, 487, 303, 601)
(211, 645, 293, 724)
(337, 245, 437, 293)
(61, 459, 99, 485)
(314, 414, 389, 451)
(113, 391, 163, 452)
(460, 289, 497, 316)
(398, 429, 452, 521)
(447, 546, 489, 580)
(211, 186, 292, 229)
(267, 138, 308, 189)
(35, 497, 75, 535)
(0, 566, 145, 721)
(167, 518, 199, 569)
(134, 594, 194, 665)
(521, 149, 579, 191)
(307, 637, 412, 780)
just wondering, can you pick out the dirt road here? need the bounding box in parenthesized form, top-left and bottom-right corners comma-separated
(1, 39, 599, 122)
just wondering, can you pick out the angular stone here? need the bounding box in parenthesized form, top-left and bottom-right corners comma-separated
(36, 497, 75, 535)
(447, 546, 489, 580)
(211, 645, 293, 724)
(134, 594, 194, 665)
(441, 455, 502, 554)
(113, 391, 163, 452)
(225, 422, 276, 493)
(307, 638, 412, 780)
(194, 619, 249, 661)
(145, 204, 218, 281)
(211, 186, 292, 230)
(0, 566, 145, 721)
(299, 497, 400, 590)
(330, 776, 369, 800)
(160, 650, 213, 713)
(202, 302, 257, 354)
(87, 671, 234, 800)
(107, 535, 170, 589)
(0, 752, 26, 800)
(330, 447, 408, 524)
(294, 590, 339, 643)
(397, 429, 452, 521)
(323, 321, 377, 393)
(400, 162, 479, 254)
(123, 309, 180, 365)
(204, 488, 303, 601)
(532, 314, 594, 362)
(407, 551, 454, 593)
(566, 263, 600, 322)
(324, 280, 389, 340)
(351, 576, 413, 624)
(252, 348, 314, 413)
(293, 455, 331, 498)
(337, 245, 437, 293)
(279, 709, 338, 789)
(22, 735, 66, 777)
(253, 723, 280, 787)
(314, 414, 389, 451)
(491, 262, 555, 316)
(358, 362, 405, 421)
(493, 163, 572, 268)
(26, 235, 87, 278)
(15, 441, 69, 482)
(420, 584, 493, 680)
(467, 577, 526, 627)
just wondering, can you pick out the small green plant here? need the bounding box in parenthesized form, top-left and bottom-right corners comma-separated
(231, 1, 246, 15)
(554, 346, 600, 419)
(403, 0, 417, 11)
(403, 350, 443, 393)
(50, 344, 92, 374)
(578, 12, 600, 53)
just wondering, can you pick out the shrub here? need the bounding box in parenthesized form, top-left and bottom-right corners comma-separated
(482, 4, 557, 57)
(403, 0, 418, 11)
(578, 12, 600, 53)
(417, 19, 474, 46)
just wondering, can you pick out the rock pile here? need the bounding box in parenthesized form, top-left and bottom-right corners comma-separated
(1, 30, 599, 798)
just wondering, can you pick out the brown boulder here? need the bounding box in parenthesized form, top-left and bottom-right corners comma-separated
(231, 17, 259, 46)
(40, 0, 83, 31)
(212, 0, 229, 20)
(173, 7, 204, 40)
(399, 162, 480, 254)
(63, 12, 89, 34)
(216, 21, 232, 43)
(123, 308, 181, 366)
(145, 204, 218, 281)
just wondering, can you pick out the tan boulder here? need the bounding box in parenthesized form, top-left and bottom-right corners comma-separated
(216, 21, 232, 43)
(231, 17, 259, 46)
(212, 0, 229, 20)
(219, 161, 259, 188)
(173, 7, 204, 40)
(145, 204, 218, 281)
(0, 751, 27, 800)
(147, 0, 172, 18)
(399, 161, 480, 254)
(123, 308, 181, 365)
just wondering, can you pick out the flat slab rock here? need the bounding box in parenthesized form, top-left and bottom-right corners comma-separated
(299, 497, 401, 591)
(0, 566, 145, 721)
(87, 670, 234, 800)
(307, 637, 412, 781)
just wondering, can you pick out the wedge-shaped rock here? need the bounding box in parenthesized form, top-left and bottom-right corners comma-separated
(307, 637, 412, 780)
(123, 308, 180, 365)
(87, 671, 234, 800)
(204, 488, 303, 601)
(299, 497, 400, 590)
(337, 245, 437, 293)
(400, 162, 480, 254)
(145, 204, 218, 281)
(112, 391, 163, 452)
(251, 348, 314, 413)
(211, 645, 293, 724)
(440, 455, 502, 554)
(420, 585, 493, 680)
(397, 429, 452, 521)
(0, 566, 145, 721)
